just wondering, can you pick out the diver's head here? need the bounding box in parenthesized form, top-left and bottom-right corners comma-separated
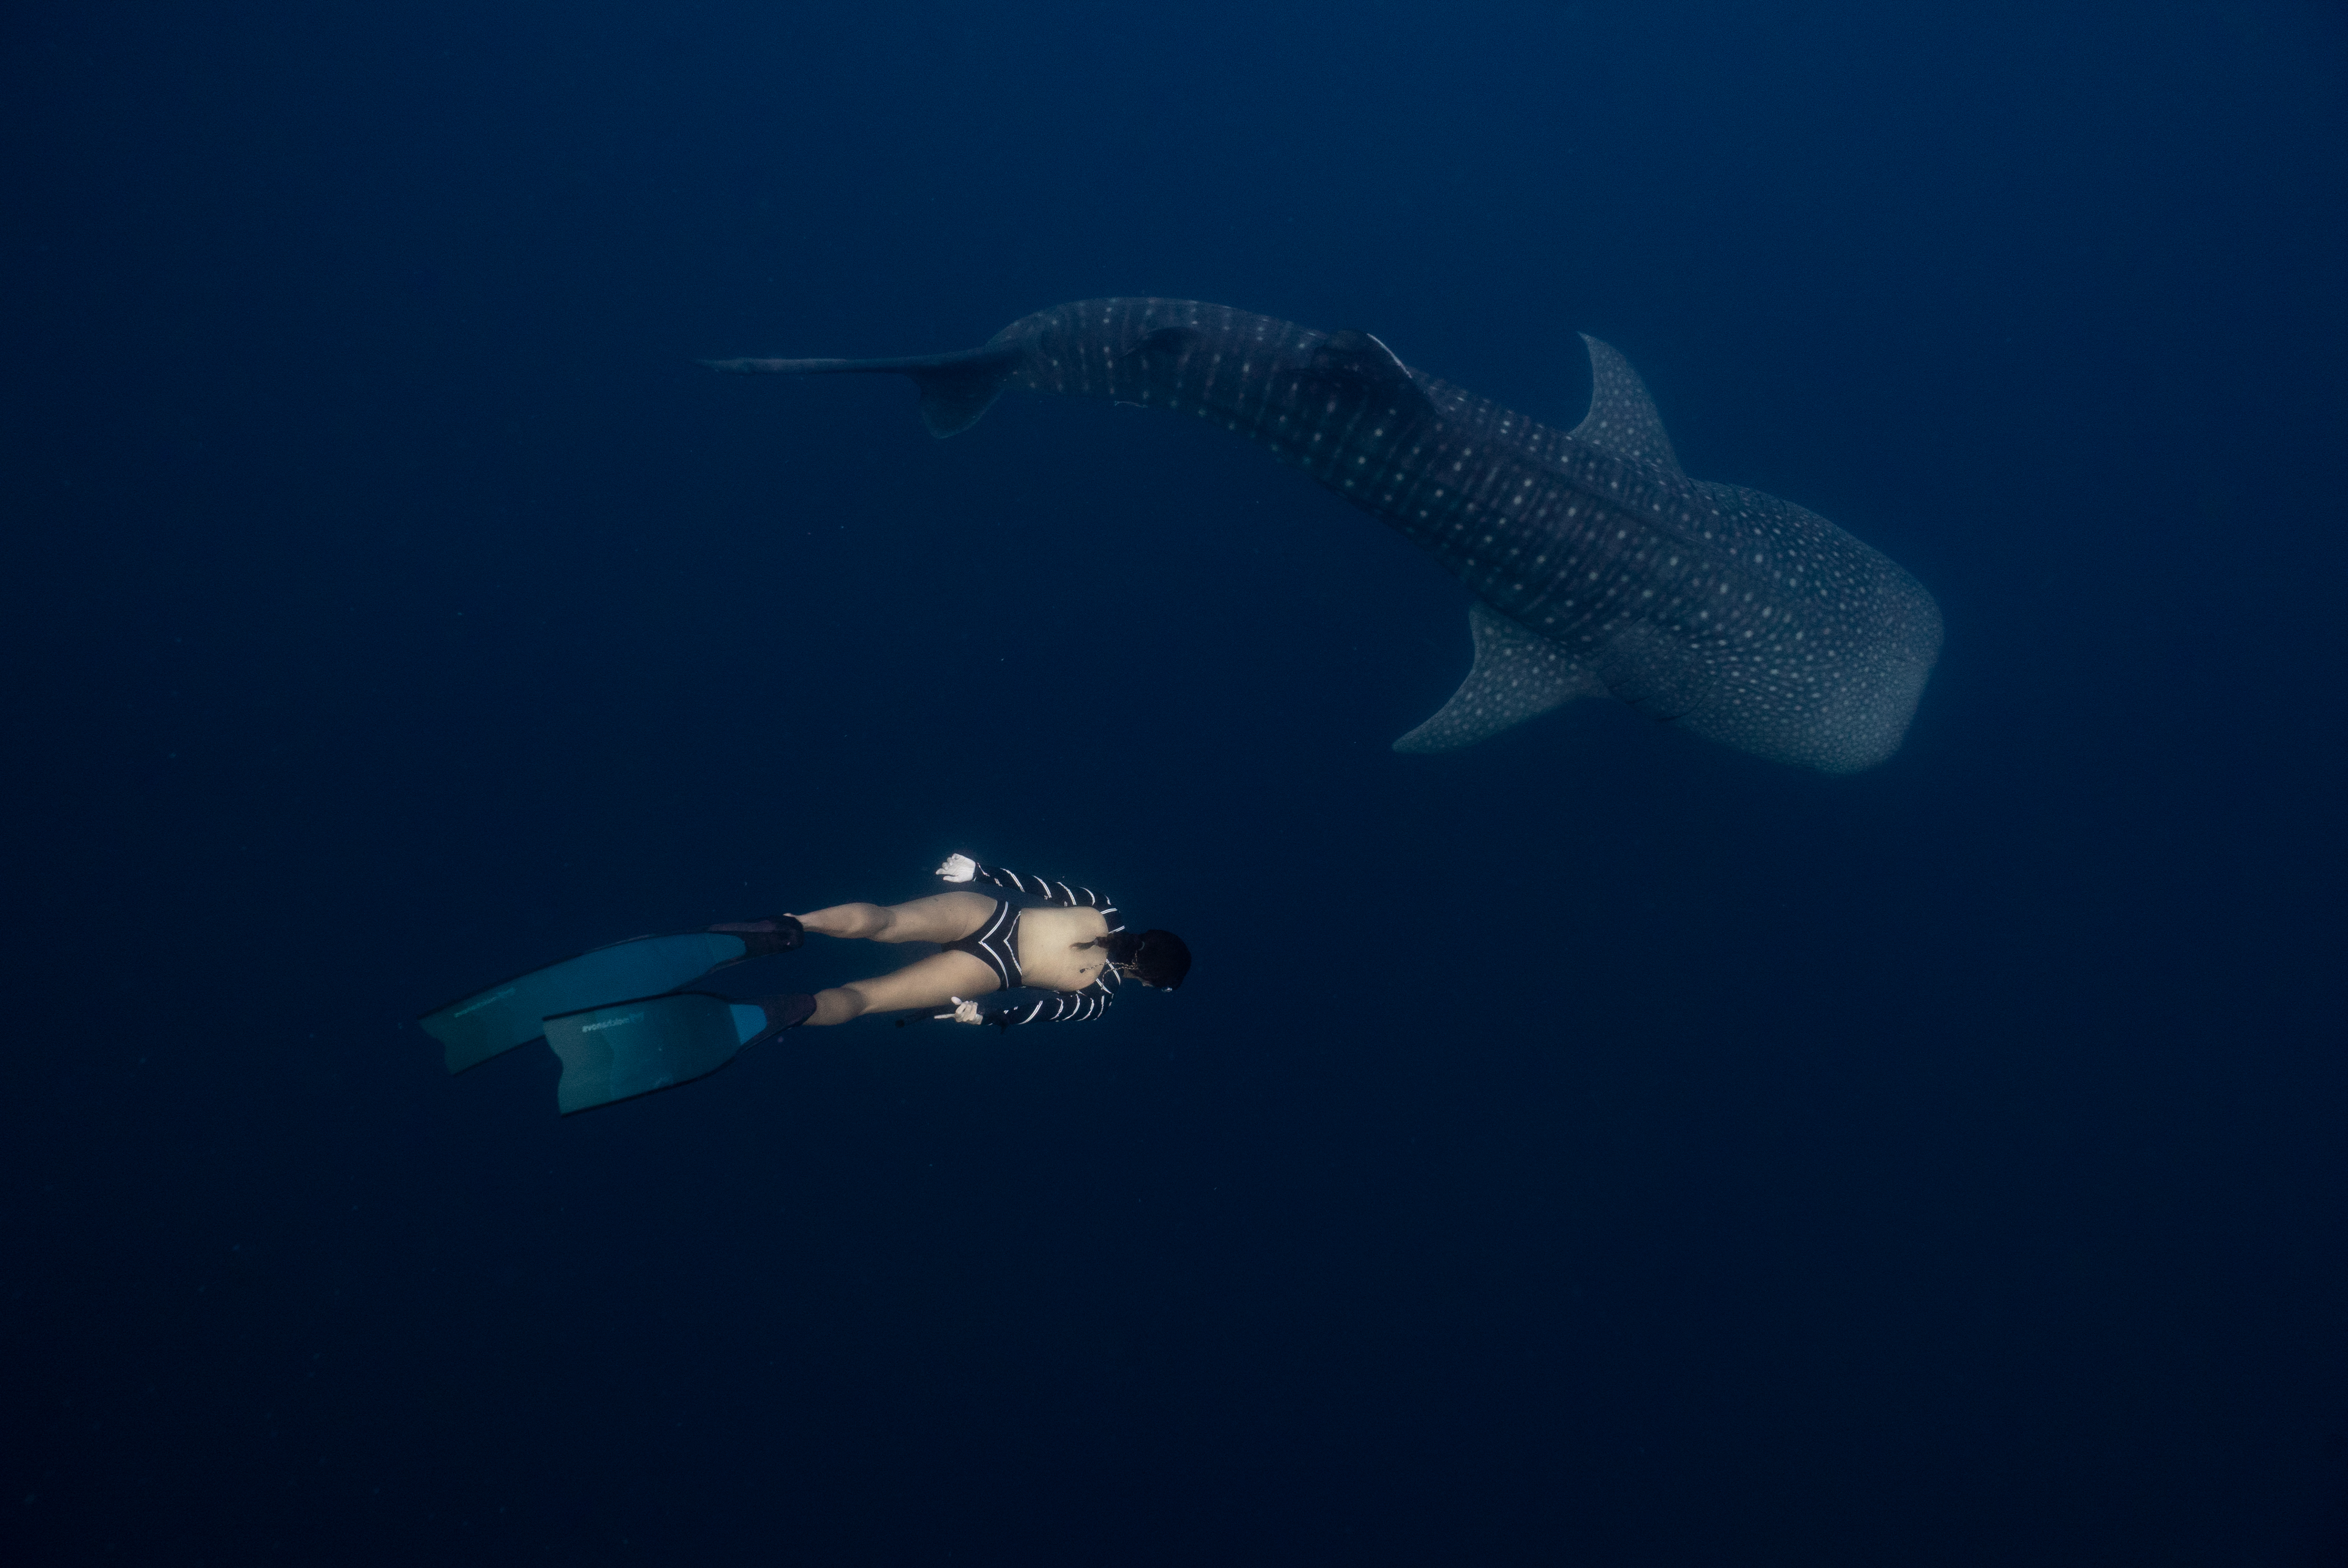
(1105, 929, 1191, 991)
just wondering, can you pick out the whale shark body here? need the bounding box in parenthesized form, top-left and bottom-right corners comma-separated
(710, 298, 1941, 772)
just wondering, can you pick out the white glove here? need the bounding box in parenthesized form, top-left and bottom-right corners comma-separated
(935, 853, 977, 883)
(934, 997, 985, 1025)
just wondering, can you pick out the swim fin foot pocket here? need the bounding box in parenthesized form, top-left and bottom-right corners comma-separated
(704, 914, 805, 959)
(544, 992, 815, 1115)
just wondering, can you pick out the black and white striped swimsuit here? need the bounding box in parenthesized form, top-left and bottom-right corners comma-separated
(942, 863, 1123, 1026)
(943, 895, 1027, 990)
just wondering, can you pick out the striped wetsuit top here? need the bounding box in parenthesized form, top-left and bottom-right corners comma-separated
(945, 863, 1123, 1027)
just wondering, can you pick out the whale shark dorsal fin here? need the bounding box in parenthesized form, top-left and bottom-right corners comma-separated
(1571, 335, 1682, 474)
(1393, 602, 1605, 753)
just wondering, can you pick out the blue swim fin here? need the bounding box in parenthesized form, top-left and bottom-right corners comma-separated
(420, 919, 802, 1074)
(543, 991, 815, 1115)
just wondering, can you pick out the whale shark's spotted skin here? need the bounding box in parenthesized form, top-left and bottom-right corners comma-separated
(711, 297, 1943, 773)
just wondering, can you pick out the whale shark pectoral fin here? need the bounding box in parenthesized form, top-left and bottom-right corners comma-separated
(1571, 336, 1683, 475)
(1393, 602, 1604, 753)
(700, 342, 1026, 438)
(1309, 329, 1440, 422)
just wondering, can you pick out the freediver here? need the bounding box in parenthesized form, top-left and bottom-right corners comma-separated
(421, 853, 1190, 1112)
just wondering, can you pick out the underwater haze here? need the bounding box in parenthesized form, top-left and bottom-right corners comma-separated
(3, 3, 2345, 1562)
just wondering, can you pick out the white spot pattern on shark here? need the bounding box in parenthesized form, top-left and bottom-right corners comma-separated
(707, 299, 1943, 773)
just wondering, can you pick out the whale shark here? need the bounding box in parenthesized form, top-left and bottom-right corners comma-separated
(709, 298, 1942, 772)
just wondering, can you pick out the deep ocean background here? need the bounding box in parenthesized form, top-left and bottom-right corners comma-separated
(4, 3, 2345, 1562)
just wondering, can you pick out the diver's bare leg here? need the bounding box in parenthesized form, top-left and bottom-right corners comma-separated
(806, 948, 1000, 1026)
(795, 891, 996, 943)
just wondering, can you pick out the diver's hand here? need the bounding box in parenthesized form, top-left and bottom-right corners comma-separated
(934, 997, 985, 1025)
(935, 853, 977, 883)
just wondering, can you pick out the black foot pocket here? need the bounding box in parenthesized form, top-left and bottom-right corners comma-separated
(708, 915, 805, 958)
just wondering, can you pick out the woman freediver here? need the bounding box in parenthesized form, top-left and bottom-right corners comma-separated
(422, 853, 1190, 1113)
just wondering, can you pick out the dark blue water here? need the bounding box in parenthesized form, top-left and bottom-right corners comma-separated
(4, 3, 2343, 1562)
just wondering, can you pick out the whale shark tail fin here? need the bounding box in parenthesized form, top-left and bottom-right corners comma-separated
(701, 342, 1024, 437)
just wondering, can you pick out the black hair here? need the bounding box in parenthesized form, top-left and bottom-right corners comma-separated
(1105, 929, 1191, 991)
